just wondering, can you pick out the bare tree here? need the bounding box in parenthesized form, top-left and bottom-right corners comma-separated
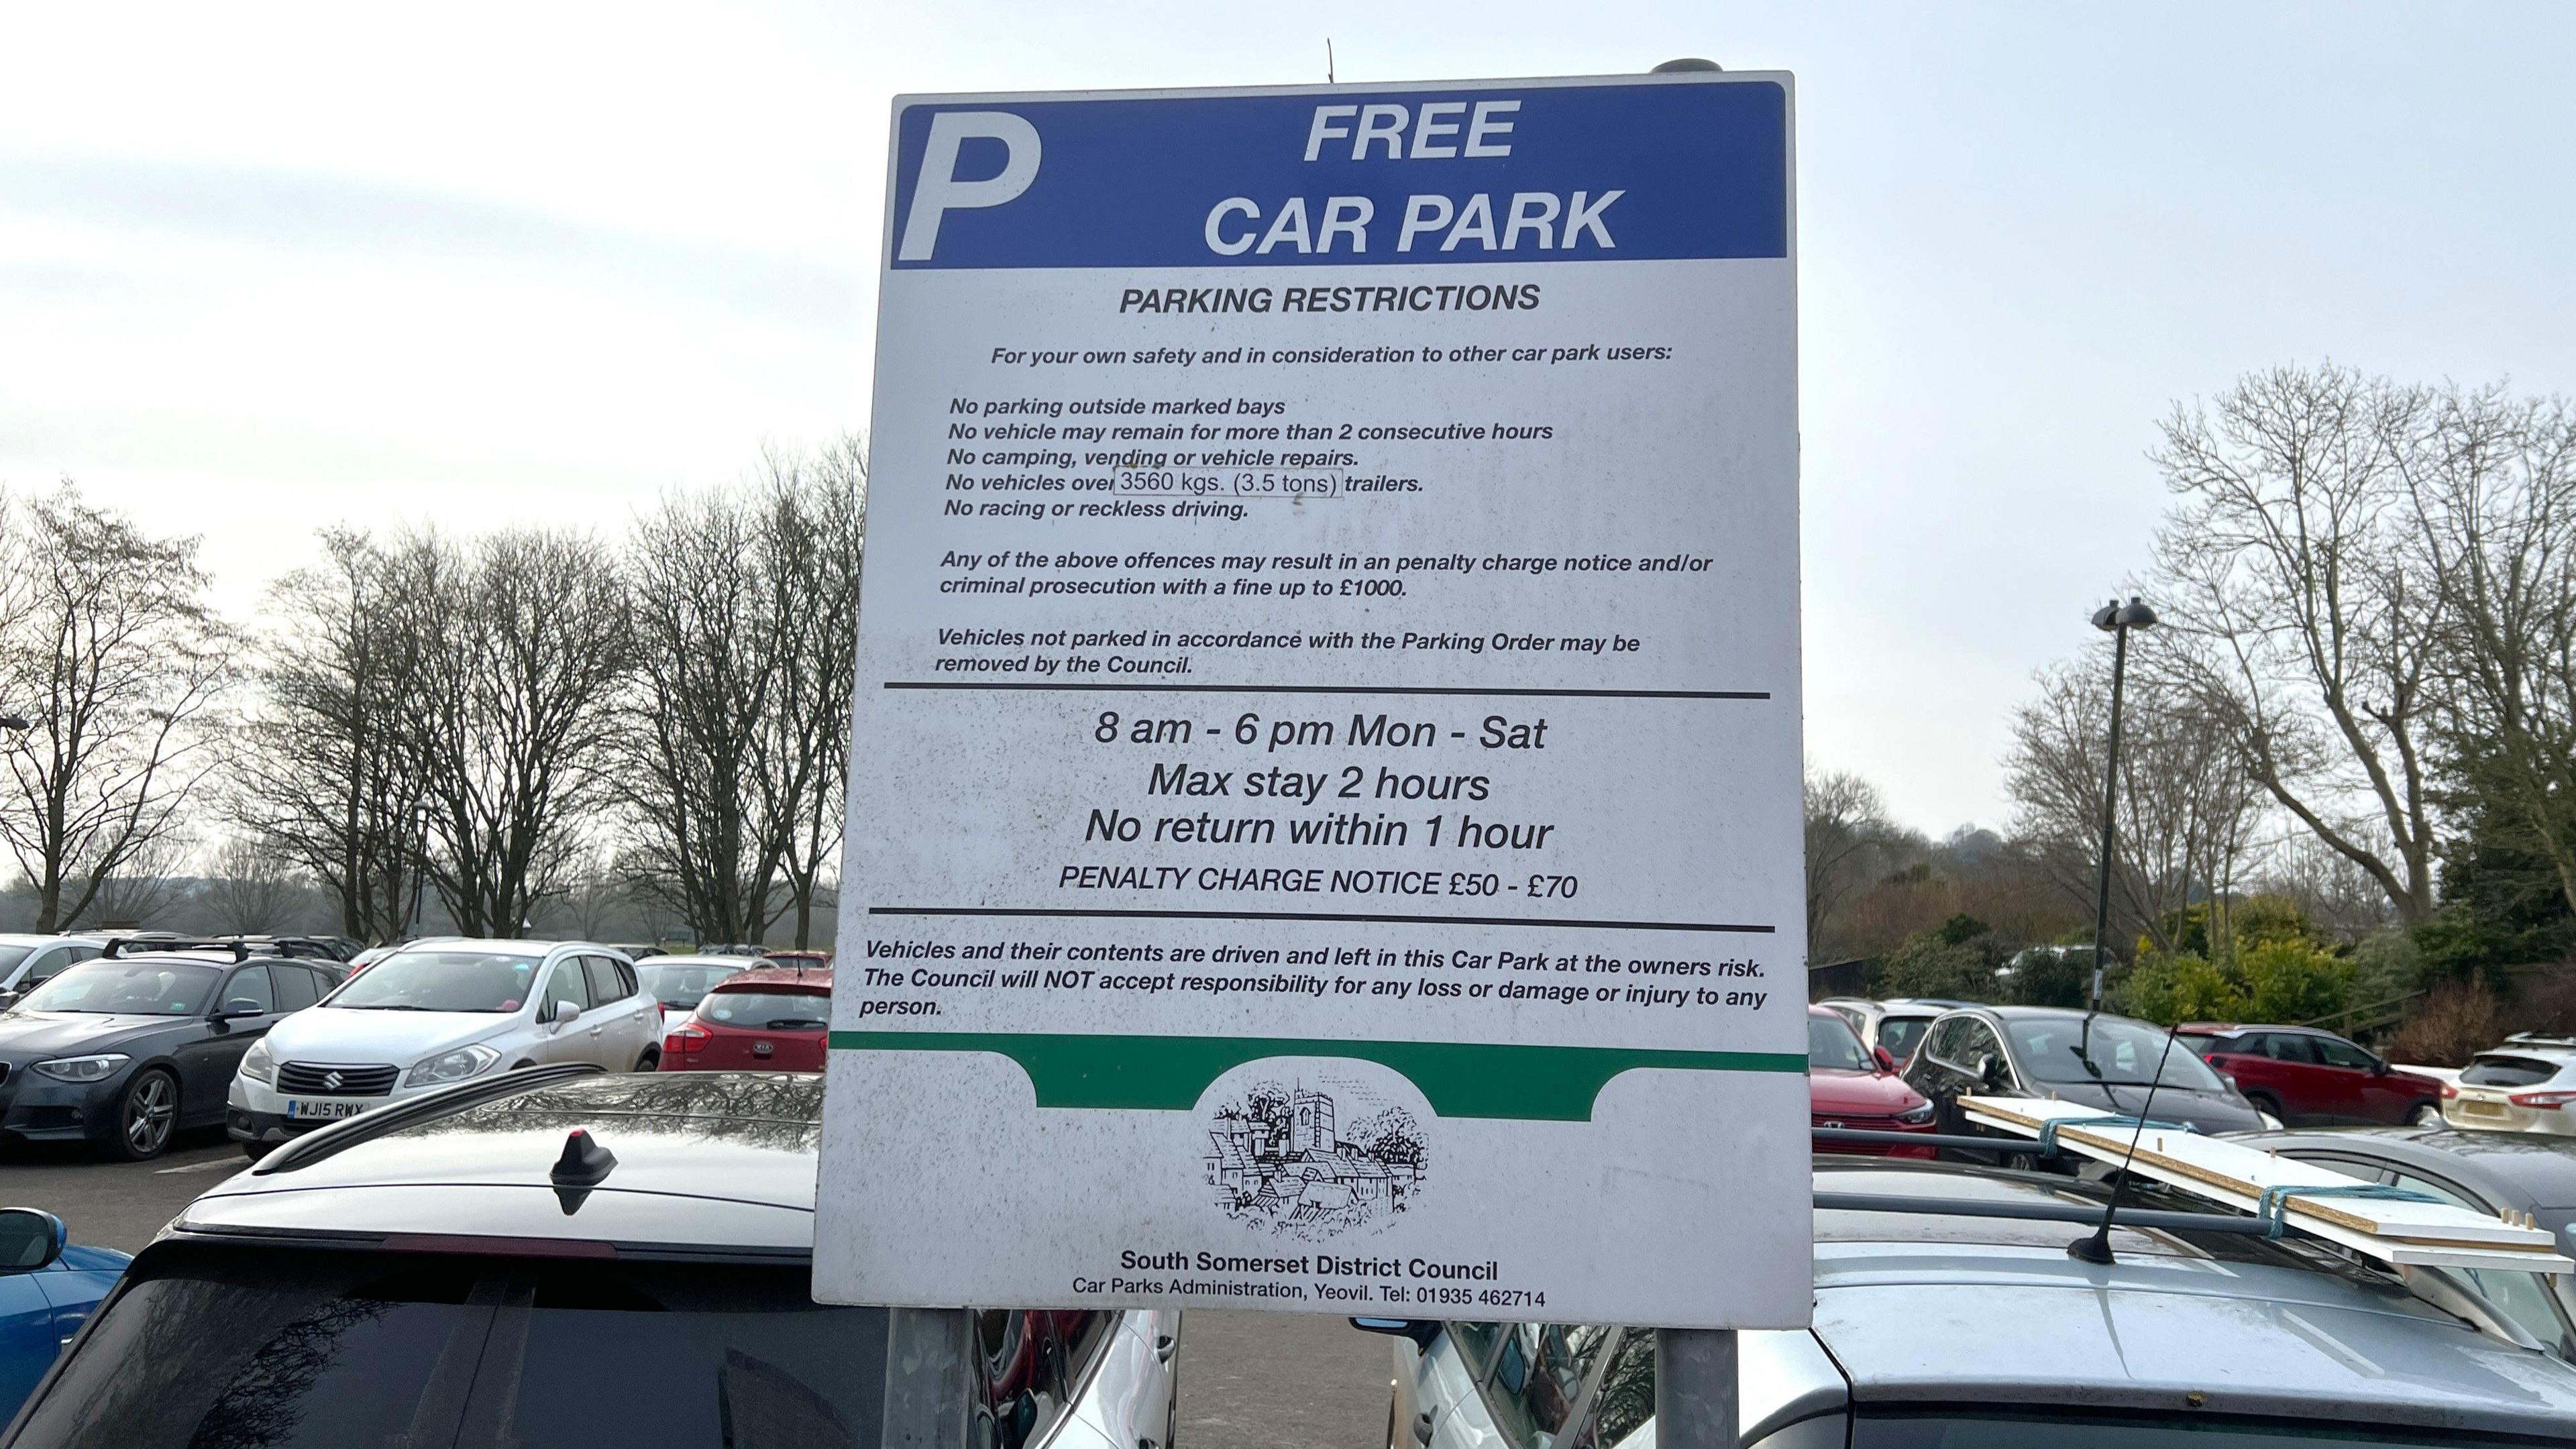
(2005, 650, 2263, 955)
(76, 833, 196, 932)
(2150, 364, 2441, 921)
(619, 486, 787, 945)
(1803, 766, 1897, 959)
(0, 486, 231, 931)
(759, 437, 866, 949)
(235, 528, 434, 943)
(2394, 382, 2576, 914)
(400, 527, 629, 937)
(196, 835, 312, 935)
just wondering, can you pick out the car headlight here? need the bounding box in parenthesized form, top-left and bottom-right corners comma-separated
(31, 1053, 130, 1083)
(403, 1042, 501, 1087)
(1896, 1099, 1937, 1126)
(239, 1038, 276, 1085)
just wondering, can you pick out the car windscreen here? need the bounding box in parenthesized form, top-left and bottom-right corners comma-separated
(2005, 1017, 2227, 1091)
(700, 988, 832, 1030)
(329, 950, 541, 1013)
(17, 1248, 890, 1449)
(2462, 1054, 2563, 1087)
(0, 943, 34, 977)
(14, 959, 217, 1016)
(641, 963, 744, 1010)
(1876, 1015, 1933, 1063)
(1809, 1013, 1871, 1071)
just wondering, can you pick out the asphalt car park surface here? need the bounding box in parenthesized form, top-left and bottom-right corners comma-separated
(7, 1130, 1392, 1446)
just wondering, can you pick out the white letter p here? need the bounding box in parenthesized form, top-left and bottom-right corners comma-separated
(898, 111, 1042, 262)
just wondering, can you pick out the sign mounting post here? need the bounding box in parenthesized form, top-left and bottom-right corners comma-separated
(820, 69, 1807, 1340)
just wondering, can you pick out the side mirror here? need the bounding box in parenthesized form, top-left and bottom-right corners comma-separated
(2371, 1059, 2392, 1076)
(1350, 1317, 1442, 1348)
(1872, 1045, 1898, 1074)
(218, 998, 267, 1018)
(552, 1002, 582, 1028)
(0, 1208, 66, 1273)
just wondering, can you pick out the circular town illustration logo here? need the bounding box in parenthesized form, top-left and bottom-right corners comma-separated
(1203, 1076, 1427, 1240)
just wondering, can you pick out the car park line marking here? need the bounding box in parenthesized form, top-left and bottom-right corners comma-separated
(829, 1028, 1805, 1120)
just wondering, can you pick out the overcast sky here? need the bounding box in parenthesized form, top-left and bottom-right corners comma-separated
(3, 2, 2570, 837)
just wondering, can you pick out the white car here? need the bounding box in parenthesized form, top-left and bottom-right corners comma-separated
(632, 953, 753, 1029)
(225, 938, 659, 1157)
(2445, 1034, 2576, 1137)
(0, 934, 105, 1010)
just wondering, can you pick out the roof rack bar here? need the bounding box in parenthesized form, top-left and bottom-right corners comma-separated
(1813, 1128, 2055, 1156)
(1814, 1190, 2271, 1237)
(252, 1063, 608, 1177)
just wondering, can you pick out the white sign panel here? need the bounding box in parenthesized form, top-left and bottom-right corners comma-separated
(818, 71, 1807, 1328)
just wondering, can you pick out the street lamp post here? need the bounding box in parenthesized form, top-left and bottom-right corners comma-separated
(2082, 597, 2157, 1021)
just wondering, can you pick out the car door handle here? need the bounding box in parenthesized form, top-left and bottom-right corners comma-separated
(1155, 1332, 1177, 1364)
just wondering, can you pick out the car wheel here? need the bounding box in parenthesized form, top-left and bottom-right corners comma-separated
(635, 1048, 660, 1073)
(108, 1069, 180, 1161)
(2410, 1102, 2445, 1128)
(2244, 1091, 2285, 1126)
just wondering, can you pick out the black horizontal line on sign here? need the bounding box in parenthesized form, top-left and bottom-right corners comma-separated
(868, 906, 1774, 934)
(882, 682, 1769, 700)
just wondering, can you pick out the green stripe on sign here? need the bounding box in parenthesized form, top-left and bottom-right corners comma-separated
(826, 1031, 1805, 1122)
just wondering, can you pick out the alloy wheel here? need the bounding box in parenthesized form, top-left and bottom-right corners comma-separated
(124, 1073, 176, 1157)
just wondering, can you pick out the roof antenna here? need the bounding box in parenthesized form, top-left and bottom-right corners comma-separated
(2068, 1017, 2190, 1265)
(1325, 38, 1336, 84)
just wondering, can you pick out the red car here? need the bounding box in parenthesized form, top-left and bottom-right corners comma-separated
(1809, 1005, 1939, 1157)
(660, 967, 832, 1072)
(2178, 1022, 2444, 1128)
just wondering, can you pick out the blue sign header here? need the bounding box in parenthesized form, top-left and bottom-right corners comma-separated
(888, 78, 1788, 270)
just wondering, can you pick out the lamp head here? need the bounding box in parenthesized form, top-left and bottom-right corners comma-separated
(2092, 596, 2157, 633)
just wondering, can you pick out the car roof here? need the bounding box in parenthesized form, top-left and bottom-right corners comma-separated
(2243, 1125, 2576, 1210)
(2480, 1042, 2576, 1064)
(176, 1071, 823, 1254)
(714, 965, 833, 989)
(640, 954, 756, 969)
(0, 932, 99, 946)
(1809, 1159, 2576, 1434)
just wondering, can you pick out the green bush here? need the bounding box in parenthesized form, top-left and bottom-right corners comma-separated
(2121, 938, 2354, 1026)
(2351, 929, 2425, 1009)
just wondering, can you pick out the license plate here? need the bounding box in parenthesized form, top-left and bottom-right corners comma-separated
(284, 1099, 370, 1122)
(2458, 1099, 2508, 1116)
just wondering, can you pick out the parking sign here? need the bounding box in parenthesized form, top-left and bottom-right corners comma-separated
(816, 70, 1808, 1328)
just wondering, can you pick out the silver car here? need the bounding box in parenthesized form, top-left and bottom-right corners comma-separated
(2446, 1035, 2576, 1137)
(5, 1066, 1181, 1449)
(1369, 1157, 2576, 1447)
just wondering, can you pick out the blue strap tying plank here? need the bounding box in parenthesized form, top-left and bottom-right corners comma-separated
(2255, 1181, 2447, 1239)
(2034, 1114, 2200, 1157)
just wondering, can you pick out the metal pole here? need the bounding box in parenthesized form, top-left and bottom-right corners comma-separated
(881, 1306, 973, 1448)
(2084, 623, 2131, 1023)
(1656, 1327, 1737, 1449)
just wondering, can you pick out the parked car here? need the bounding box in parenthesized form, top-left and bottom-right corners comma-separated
(2240, 1123, 2576, 1360)
(3, 1067, 1179, 1449)
(0, 1208, 127, 1423)
(0, 946, 333, 1159)
(0, 938, 105, 1013)
(761, 949, 832, 971)
(227, 939, 659, 1159)
(633, 953, 753, 1024)
(2445, 1034, 2576, 1137)
(2178, 1020, 2445, 1126)
(1806, 1006, 1936, 1157)
(606, 942, 668, 961)
(1902, 1005, 2267, 1145)
(660, 966, 830, 1071)
(1814, 996, 1962, 1068)
(1364, 1155, 2576, 1448)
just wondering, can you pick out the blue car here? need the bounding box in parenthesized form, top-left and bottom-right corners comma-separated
(0, 1209, 126, 1419)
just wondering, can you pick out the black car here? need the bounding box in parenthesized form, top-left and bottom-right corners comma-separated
(1902, 1004, 2267, 1148)
(0, 948, 338, 1160)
